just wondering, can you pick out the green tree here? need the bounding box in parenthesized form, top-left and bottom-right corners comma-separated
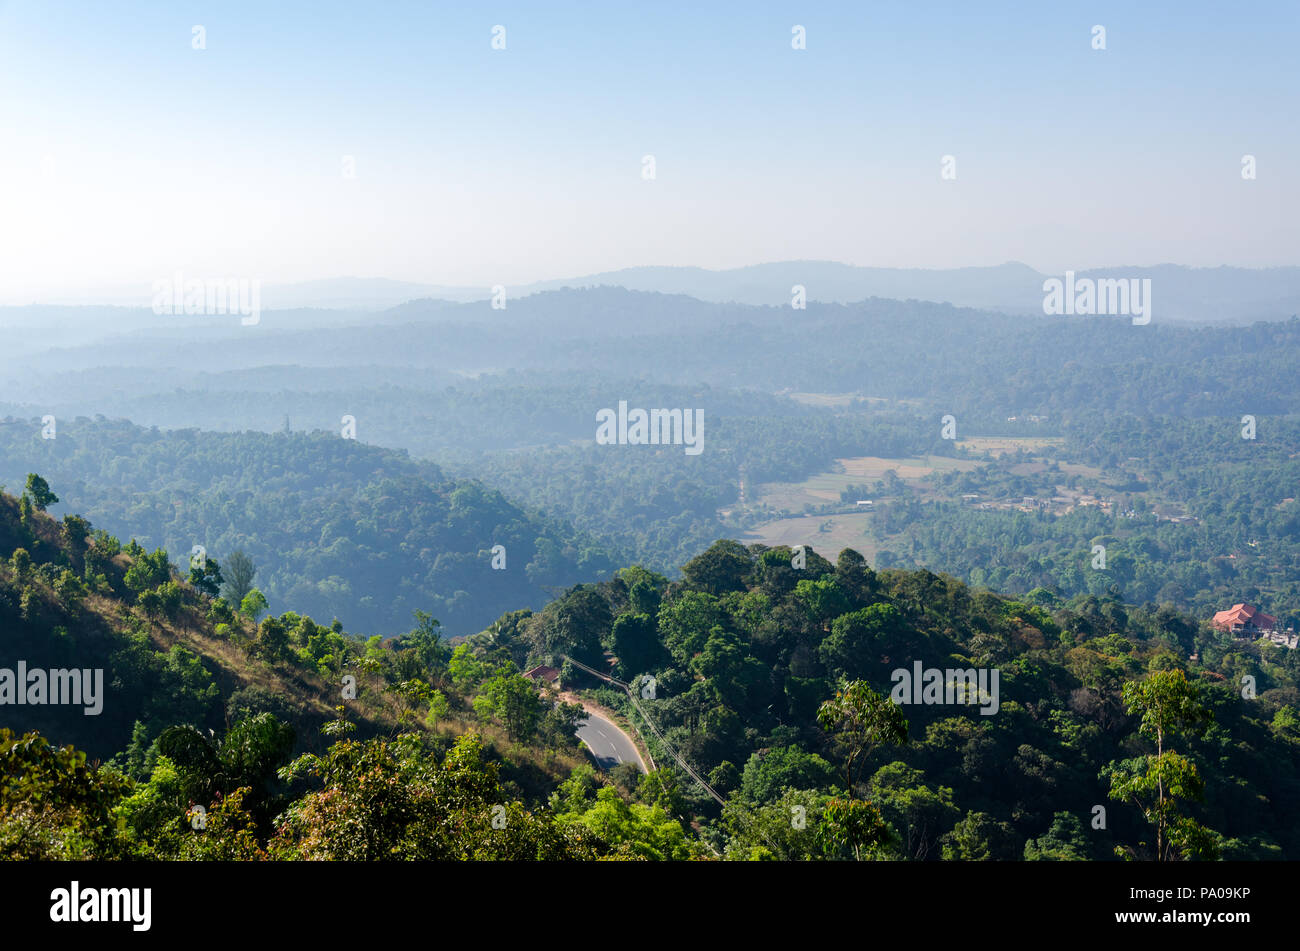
(240, 588, 269, 622)
(403, 610, 450, 674)
(425, 690, 451, 730)
(155, 713, 295, 825)
(188, 557, 224, 599)
(867, 761, 960, 861)
(222, 550, 257, 607)
(681, 539, 753, 595)
(817, 680, 909, 792)
(610, 612, 665, 680)
(538, 586, 610, 664)
(819, 603, 905, 676)
(155, 580, 184, 619)
(942, 810, 1019, 860)
(721, 788, 873, 861)
(539, 700, 585, 749)
(124, 548, 172, 595)
(794, 577, 850, 624)
(658, 590, 726, 665)
(23, 473, 58, 511)
(1023, 811, 1091, 861)
(819, 796, 895, 861)
(255, 616, 290, 660)
(1101, 669, 1216, 861)
(0, 729, 132, 860)
(272, 733, 598, 860)
(637, 769, 687, 819)
(10, 548, 32, 582)
(738, 745, 837, 806)
(448, 643, 491, 689)
(61, 514, 91, 552)
(473, 673, 545, 741)
(558, 786, 698, 860)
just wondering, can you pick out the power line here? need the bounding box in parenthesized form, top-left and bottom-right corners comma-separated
(560, 653, 790, 857)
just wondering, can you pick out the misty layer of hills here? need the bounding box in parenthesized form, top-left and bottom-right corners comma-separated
(12, 260, 1300, 322)
(1, 272, 1299, 639)
(5, 286, 1299, 425)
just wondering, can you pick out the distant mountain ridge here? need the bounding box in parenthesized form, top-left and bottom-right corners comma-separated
(254, 263, 1300, 323)
(480, 261, 1300, 324)
(12, 262, 1299, 323)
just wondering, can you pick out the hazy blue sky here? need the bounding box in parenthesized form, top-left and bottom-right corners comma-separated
(1, 0, 1296, 301)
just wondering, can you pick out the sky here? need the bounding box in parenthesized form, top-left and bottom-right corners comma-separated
(0, 0, 1296, 302)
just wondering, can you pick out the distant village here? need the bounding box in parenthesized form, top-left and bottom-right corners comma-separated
(957, 491, 1199, 523)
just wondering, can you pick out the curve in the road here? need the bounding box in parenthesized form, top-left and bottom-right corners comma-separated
(575, 706, 647, 774)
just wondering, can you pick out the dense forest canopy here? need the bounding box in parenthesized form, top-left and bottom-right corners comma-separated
(2, 487, 1298, 861)
(0, 419, 616, 635)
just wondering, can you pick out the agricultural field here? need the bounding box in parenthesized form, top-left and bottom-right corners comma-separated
(736, 511, 879, 562)
(750, 454, 979, 511)
(955, 435, 1065, 456)
(785, 391, 859, 408)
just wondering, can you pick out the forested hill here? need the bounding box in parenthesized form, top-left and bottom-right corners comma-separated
(477, 540, 1300, 859)
(15, 293, 1300, 415)
(0, 418, 618, 635)
(0, 484, 397, 762)
(0, 484, 600, 860)
(6, 488, 1299, 859)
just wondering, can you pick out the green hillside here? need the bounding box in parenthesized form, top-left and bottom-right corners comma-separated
(0, 418, 618, 636)
(5, 478, 1297, 860)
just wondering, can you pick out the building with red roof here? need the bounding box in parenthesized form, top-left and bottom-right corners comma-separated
(1211, 603, 1277, 635)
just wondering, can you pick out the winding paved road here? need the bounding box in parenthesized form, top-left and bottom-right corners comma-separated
(575, 706, 647, 773)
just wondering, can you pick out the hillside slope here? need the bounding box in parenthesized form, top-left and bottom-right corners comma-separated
(0, 485, 590, 792)
(0, 487, 392, 761)
(5, 478, 1299, 860)
(0, 419, 618, 635)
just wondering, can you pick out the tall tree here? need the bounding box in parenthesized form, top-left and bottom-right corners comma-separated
(817, 680, 909, 793)
(223, 550, 257, 606)
(1102, 669, 1216, 861)
(189, 557, 224, 599)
